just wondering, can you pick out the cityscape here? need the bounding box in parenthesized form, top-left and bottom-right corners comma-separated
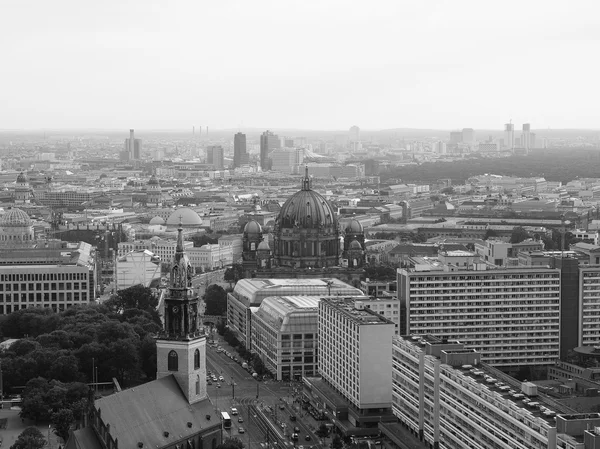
(3, 1, 600, 449)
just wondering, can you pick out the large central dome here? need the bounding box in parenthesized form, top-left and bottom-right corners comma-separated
(273, 168, 341, 268)
(278, 175, 337, 230)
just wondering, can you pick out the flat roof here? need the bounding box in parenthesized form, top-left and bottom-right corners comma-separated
(322, 297, 394, 325)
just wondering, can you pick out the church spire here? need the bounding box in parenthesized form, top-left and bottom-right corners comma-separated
(301, 165, 311, 191)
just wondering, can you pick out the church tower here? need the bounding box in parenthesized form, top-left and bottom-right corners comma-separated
(14, 172, 31, 204)
(156, 222, 207, 404)
(146, 174, 162, 208)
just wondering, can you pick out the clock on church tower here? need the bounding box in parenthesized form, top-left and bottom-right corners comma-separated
(156, 221, 207, 404)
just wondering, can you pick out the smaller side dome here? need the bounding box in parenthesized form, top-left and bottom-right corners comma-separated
(244, 220, 262, 235)
(148, 176, 159, 186)
(16, 172, 28, 183)
(257, 240, 270, 251)
(345, 219, 363, 233)
(149, 216, 165, 225)
(349, 240, 362, 250)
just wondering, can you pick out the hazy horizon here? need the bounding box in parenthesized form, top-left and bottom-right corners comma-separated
(3, 0, 599, 130)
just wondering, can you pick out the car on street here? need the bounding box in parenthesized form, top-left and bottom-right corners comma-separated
(291, 433, 299, 441)
(219, 376, 224, 382)
(231, 408, 238, 415)
(279, 404, 285, 410)
(238, 417, 244, 423)
(304, 435, 311, 441)
(294, 426, 300, 433)
(216, 383, 221, 388)
(238, 427, 245, 434)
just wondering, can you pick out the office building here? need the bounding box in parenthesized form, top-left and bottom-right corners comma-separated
(389, 335, 599, 449)
(233, 132, 247, 168)
(504, 123, 515, 150)
(523, 123, 531, 149)
(227, 278, 362, 349)
(462, 128, 475, 144)
(125, 129, 142, 160)
(0, 241, 96, 314)
(260, 130, 280, 171)
(251, 295, 322, 380)
(435, 141, 447, 154)
(303, 297, 395, 437)
(206, 145, 224, 169)
(449, 131, 462, 144)
(579, 266, 600, 347)
(115, 249, 161, 290)
(270, 148, 304, 173)
(398, 257, 561, 368)
(187, 244, 233, 271)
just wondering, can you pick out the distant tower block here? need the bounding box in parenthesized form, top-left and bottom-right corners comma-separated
(522, 123, 531, 150)
(504, 123, 515, 150)
(206, 126, 208, 136)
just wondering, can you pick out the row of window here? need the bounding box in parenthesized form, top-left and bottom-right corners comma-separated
(0, 272, 87, 281)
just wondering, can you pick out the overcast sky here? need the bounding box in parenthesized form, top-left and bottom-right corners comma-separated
(2, 0, 599, 131)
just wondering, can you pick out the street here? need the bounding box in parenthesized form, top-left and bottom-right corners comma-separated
(205, 337, 326, 449)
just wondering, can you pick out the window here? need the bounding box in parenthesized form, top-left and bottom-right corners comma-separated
(194, 349, 200, 369)
(168, 350, 178, 371)
(196, 375, 200, 395)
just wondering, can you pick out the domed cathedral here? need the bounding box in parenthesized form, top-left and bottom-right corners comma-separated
(14, 172, 32, 204)
(241, 167, 364, 285)
(342, 219, 366, 268)
(273, 167, 340, 268)
(0, 207, 35, 246)
(146, 174, 162, 208)
(156, 221, 208, 404)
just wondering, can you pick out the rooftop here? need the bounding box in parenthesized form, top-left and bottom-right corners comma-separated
(321, 297, 394, 325)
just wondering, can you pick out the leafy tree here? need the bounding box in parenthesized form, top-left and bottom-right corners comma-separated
(510, 226, 530, 244)
(252, 355, 266, 376)
(216, 437, 245, 449)
(316, 423, 329, 438)
(140, 335, 158, 380)
(10, 427, 46, 449)
(105, 285, 157, 314)
(483, 229, 499, 240)
(364, 266, 396, 281)
(216, 320, 227, 335)
(224, 264, 244, 286)
(332, 435, 344, 449)
(440, 186, 455, 194)
(190, 234, 218, 247)
(51, 408, 75, 442)
(204, 284, 227, 316)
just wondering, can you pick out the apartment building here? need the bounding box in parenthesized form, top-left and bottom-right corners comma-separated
(389, 335, 600, 449)
(398, 259, 561, 367)
(579, 266, 600, 347)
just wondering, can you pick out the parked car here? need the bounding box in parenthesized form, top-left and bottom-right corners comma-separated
(238, 427, 245, 434)
(304, 435, 311, 441)
(238, 417, 244, 423)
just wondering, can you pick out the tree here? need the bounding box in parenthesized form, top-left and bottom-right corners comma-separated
(190, 234, 218, 247)
(216, 437, 245, 449)
(316, 423, 329, 438)
(10, 427, 46, 449)
(331, 435, 344, 449)
(51, 408, 75, 442)
(510, 226, 530, 244)
(105, 285, 157, 314)
(224, 264, 244, 286)
(204, 285, 227, 316)
(483, 229, 499, 240)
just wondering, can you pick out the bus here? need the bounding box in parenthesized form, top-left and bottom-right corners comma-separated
(221, 412, 231, 429)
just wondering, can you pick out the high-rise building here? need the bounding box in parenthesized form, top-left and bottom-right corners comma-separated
(462, 128, 475, 144)
(449, 131, 462, 144)
(207, 145, 224, 169)
(310, 297, 395, 435)
(349, 125, 360, 142)
(504, 123, 515, 150)
(260, 130, 280, 171)
(398, 256, 561, 368)
(436, 141, 447, 154)
(530, 132, 537, 149)
(270, 148, 304, 173)
(233, 132, 247, 168)
(522, 123, 531, 149)
(389, 335, 590, 449)
(124, 129, 142, 160)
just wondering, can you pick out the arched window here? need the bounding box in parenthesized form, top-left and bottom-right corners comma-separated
(168, 350, 178, 371)
(194, 349, 200, 369)
(195, 375, 200, 395)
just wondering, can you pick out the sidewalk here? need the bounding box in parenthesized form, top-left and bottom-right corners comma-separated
(0, 409, 61, 448)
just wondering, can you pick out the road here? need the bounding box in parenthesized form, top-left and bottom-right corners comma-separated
(205, 338, 325, 449)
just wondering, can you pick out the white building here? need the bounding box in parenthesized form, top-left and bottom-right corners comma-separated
(390, 335, 600, 449)
(318, 297, 394, 410)
(116, 250, 161, 290)
(251, 295, 321, 380)
(228, 278, 362, 349)
(188, 244, 233, 271)
(398, 259, 561, 367)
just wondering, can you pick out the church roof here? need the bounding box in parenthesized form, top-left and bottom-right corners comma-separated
(94, 375, 219, 449)
(0, 208, 31, 227)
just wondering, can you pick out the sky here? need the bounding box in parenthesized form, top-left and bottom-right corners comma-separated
(2, 0, 600, 131)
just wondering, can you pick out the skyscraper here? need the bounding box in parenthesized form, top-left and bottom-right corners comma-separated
(207, 145, 224, 170)
(522, 123, 531, 149)
(124, 129, 142, 160)
(260, 130, 280, 171)
(504, 123, 515, 150)
(462, 128, 475, 144)
(233, 132, 247, 168)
